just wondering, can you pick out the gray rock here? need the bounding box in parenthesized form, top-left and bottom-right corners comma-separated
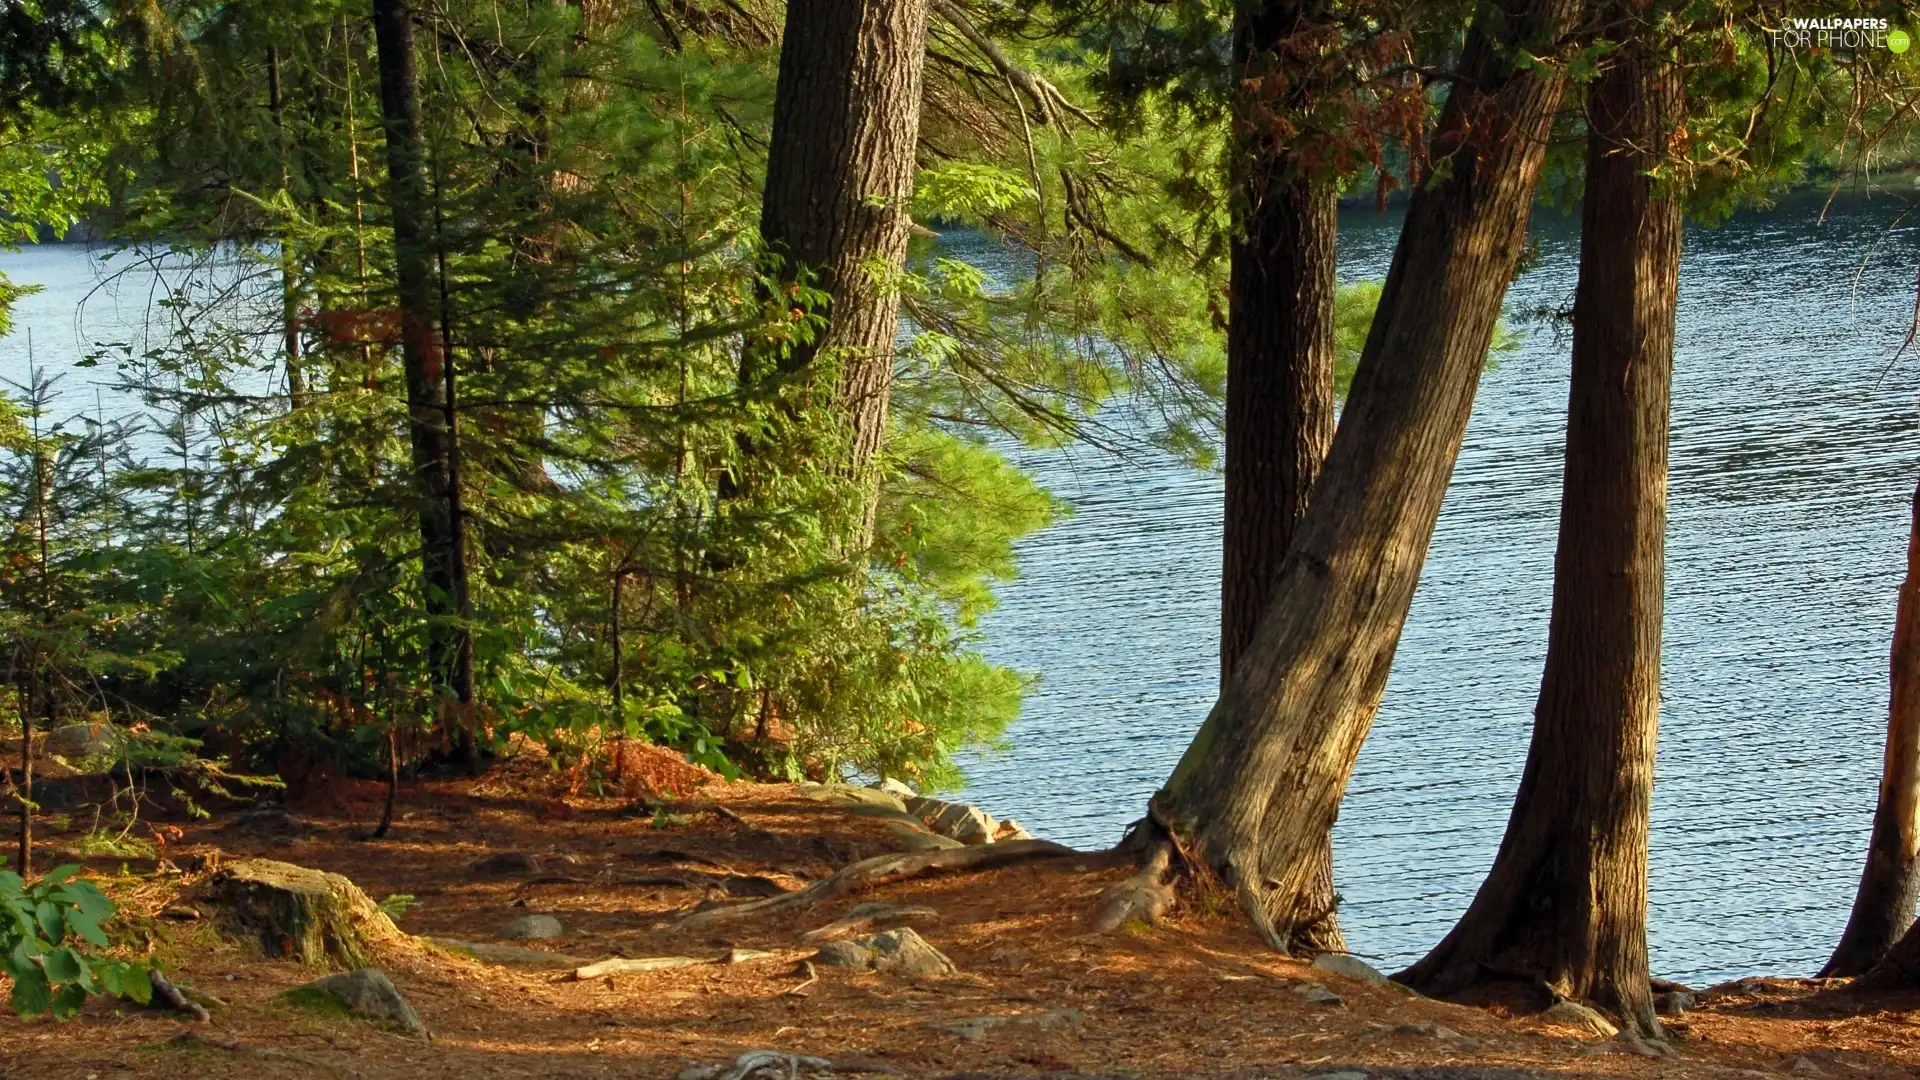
(810, 927, 954, 977)
(811, 940, 873, 971)
(502, 914, 565, 940)
(938, 1007, 1083, 1040)
(798, 783, 907, 813)
(803, 902, 940, 941)
(289, 969, 427, 1038)
(1312, 952, 1391, 986)
(1541, 999, 1618, 1038)
(1790, 1056, 1827, 1077)
(866, 927, 956, 976)
(1294, 981, 1343, 1006)
(1391, 1022, 1479, 1048)
(906, 797, 996, 845)
(870, 777, 916, 797)
(1654, 989, 1695, 1015)
(45, 722, 127, 761)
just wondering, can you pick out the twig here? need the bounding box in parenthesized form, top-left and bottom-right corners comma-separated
(782, 960, 818, 997)
(930, 0, 1097, 127)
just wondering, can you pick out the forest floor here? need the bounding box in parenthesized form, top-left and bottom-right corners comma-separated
(4, 744, 1920, 1080)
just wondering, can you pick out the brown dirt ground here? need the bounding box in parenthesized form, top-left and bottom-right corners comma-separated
(5, 749, 1920, 1079)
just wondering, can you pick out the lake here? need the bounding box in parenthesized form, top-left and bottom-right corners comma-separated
(5, 191, 1918, 985)
(952, 192, 1920, 985)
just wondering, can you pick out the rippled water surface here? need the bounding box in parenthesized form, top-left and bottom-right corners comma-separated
(952, 193, 1920, 985)
(6, 194, 1919, 985)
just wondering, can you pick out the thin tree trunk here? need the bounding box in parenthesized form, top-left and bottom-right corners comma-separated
(16, 686, 33, 878)
(1148, 0, 1581, 950)
(610, 570, 625, 729)
(268, 46, 307, 408)
(1220, 0, 1342, 953)
(371, 0, 464, 719)
(1825, 479, 1920, 978)
(756, 0, 930, 543)
(1395, 38, 1682, 1039)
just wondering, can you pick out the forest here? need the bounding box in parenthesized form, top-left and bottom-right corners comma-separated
(8, 0, 1920, 1074)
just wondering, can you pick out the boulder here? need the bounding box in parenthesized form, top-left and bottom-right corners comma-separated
(906, 797, 996, 845)
(502, 914, 565, 940)
(797, 783, 908, 813)
(994, 818, 1032, 841)
(883, 822, 963, 853)
(44, 722, 127, 763)
(1654, 989, 1695, 1015)
(205, 859, 403, 969)
(1312, 952, 1391, 986)
(1294, 982, 1343, 1006)
(809, 927, 954, 977)
(1541, 999, 1618, 1038)
(803, 902, 940, 941)
(869, 777, 916, 798)
(280, 969, 426, 1038)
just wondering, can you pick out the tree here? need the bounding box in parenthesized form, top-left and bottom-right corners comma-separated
(1826, 482, 1920, 978)
(755, 0, 932, 541)
(1218, 0, 1342, 952)
(371, 0, 475, 752)
(1134, 0, 1583, 949)
(1395, 22, 1683, 1037)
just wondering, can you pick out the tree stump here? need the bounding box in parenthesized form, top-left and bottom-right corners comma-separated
(206, 859, 403, 969)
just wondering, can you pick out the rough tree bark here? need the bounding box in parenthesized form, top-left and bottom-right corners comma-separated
(1825, 478, 1920, 978)
(372, 0, 474, 722)
(1142, 0, 1582, 950)
(756, 0, 930, 542)
(1394, 36, 1683, 1039)
(1219, 0, 1343, 953)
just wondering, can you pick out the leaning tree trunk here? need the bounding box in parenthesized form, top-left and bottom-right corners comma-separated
(1824, 479, 1920, 978)
(1146, 0, 1582, 950)
(1394, 39, 1682, 1039)
(1219, 0, 1342, 954)
(756, 0, 930, 544)
(372, 0, 473, 717)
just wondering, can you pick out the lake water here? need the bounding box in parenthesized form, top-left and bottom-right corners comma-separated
(953, 192, 1920, 985)
(5, 193, 1918, 985)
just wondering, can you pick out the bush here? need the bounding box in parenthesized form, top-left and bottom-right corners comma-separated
(1, 865, 150, 1019)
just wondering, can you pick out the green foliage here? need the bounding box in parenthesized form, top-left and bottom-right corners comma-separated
(376, 894, 419, 921)
(0, 865, 150, 1020)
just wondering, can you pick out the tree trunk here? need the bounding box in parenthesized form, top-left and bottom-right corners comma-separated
(268, 45, 307, 408)
(16, 695, 32, 878)
(1149, 0, 1581, 950)
(1219, 0, 1342, 953)
(372, 0, 466, 713)
(1825, 479, 1920, 978)
(756, 0, 930, 543)
(1394, 40, 1682, 1039)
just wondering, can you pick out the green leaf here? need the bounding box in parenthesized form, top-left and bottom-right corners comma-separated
(119, 963, 152, 1005)
(9, 963, 49, 1018)
(40, 946, 83, 984)
(49, 982, 87, 1020)
(34, 900, 62, 942)
(37, 865, 81, 888)
(64, 907, 106, 948)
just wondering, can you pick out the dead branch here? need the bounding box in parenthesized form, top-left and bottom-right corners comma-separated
(931, 0, 1097, 127)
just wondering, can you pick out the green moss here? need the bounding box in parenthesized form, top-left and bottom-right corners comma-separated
(272, 985, 353, 1022)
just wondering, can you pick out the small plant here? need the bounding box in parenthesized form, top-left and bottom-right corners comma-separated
(376, 893, 419, 921)
(1, 865, 151, 1019)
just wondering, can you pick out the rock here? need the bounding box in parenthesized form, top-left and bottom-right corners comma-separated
(883, 821, 964, 852)
(280, 969, 426, 1038)
(810, 927, 954, 976)
(1790, 1056, 1827, 1077)
(810, 940, 873, 971)
(797, 783, 908, 813)
(206, 859, 402, 969)
(502, 914, 564, 940)
(1312, 952, 1391, 986)
(1294, 982, 1343, 1006)
(1654, 989, 1696, 1015)
(1391, 1022, 1479, 1048)
(224, 805, 310, 839)
(906, 797, 996, 845)
(868, 927, 955, 976)
(937, 1007, 1083, 1040)
(869, 777, 916, 797)
(1308, 1073, 1369, 1080)
(1541, 1000, 1619, 1038)
(994, 818, 1032, 841)
(44, 722, 127, 761)
(468, 852, 542, 876)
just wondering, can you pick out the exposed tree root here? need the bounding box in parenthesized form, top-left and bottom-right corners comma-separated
(1093, 834, 1175, 932)
(673, 838, 1078, 929)
(167, 1031, 360, 1076)
(147, 969, 211, 1022)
